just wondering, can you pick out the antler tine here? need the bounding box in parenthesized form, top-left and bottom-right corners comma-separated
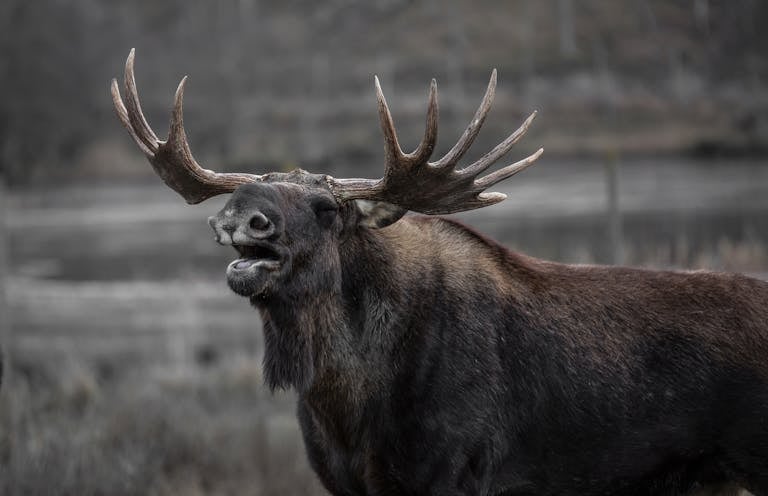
(375, 77, 439, 168)
(374, 75, 404, 164)
(123, 49, 159, 153)
(475, 147, 544, 189)
(431, 69, 496, 169)
(168, 76, 189, 147)
(165, 75, 209, 182)
(111, 79, 153, 157)
(460, 110, 537, 177)
(407, 79, 438, 165)
(112, 49, 262, 204)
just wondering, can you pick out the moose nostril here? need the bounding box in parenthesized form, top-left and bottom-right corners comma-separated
(249, 212, 271, 231)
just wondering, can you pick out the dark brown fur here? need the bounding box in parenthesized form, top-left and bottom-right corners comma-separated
(209, 177, 768, 496)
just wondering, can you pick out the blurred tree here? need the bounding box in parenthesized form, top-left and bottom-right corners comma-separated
(0, 0, 766, 184)
(1, 1, 94, 183)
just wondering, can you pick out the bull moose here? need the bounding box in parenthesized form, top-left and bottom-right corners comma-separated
(112, 49, 768, 495)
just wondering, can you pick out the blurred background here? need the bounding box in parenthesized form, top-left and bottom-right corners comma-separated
(1, 0, 767, 494)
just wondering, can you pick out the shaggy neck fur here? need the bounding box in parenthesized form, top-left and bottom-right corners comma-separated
(254, 275, 343, 392)
(252, 220, 419, 400)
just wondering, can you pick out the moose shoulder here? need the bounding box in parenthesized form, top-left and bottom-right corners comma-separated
(112, 50, 768, 496)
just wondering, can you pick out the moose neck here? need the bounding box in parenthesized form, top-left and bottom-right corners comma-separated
(254, 216, 528, 396)
(252, 223, 412, 400)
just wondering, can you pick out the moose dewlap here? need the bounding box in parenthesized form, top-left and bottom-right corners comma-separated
(113, 49, 768, 496)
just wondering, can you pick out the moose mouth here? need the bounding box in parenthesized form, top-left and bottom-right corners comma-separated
(228, 243, 283, 272)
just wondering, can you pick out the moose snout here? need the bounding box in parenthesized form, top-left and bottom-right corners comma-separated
(209, 209, 276, 245)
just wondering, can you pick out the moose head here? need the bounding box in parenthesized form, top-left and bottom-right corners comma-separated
(111, 49, 542, 304)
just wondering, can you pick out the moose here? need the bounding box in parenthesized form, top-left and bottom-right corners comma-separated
(112, 50, 768, 495)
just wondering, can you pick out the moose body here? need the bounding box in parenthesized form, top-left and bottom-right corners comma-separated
(112, 50, 768, 495)
(228, 185, 768, 495)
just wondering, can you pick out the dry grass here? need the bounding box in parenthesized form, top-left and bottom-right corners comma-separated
(0, 354, 757, 495)
(0, 356, 326, 496)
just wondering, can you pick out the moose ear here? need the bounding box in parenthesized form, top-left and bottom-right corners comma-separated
(355, 200, 407, 229)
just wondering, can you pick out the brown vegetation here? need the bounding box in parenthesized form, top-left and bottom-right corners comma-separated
(0, 356, 325, 495)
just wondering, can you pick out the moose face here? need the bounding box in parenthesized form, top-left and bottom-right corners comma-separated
(208, 172, 352, 299)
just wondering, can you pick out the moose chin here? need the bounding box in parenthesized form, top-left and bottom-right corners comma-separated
(113, 49, 768, 496)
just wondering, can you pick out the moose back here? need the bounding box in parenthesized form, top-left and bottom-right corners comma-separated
(112, 50, 768, 496)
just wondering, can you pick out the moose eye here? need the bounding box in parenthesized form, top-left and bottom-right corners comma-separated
(249, 212, 271, 230)
(311, 197, 338, 227)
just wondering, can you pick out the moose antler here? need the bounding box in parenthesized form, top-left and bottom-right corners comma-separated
(328, 70, 543, 214)
(111, 49, 263, 204)
(112, 50, 542, 213)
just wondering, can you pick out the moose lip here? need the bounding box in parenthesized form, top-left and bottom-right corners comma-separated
(228, 244, 282, 271)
